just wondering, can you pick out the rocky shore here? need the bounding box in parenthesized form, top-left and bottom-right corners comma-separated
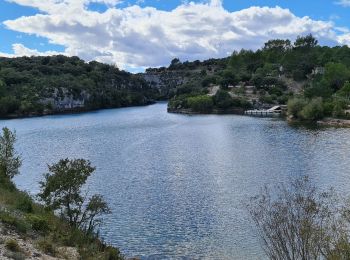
(317, 118, 350, 127)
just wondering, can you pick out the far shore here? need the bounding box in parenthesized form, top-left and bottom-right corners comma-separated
(0, 101, 156, 120)
(317, 118, 350, 127)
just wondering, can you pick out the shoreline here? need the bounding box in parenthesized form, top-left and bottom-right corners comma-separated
(167, 107, 245, 115)
(0, 101, 156, 120)
(317, 118, 350, 127)
(169, 107, 350, 128)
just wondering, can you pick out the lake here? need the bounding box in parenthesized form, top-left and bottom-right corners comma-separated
(1, 102, 350, 259)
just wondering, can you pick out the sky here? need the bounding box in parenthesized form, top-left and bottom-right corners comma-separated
(0, 0, 350, 72)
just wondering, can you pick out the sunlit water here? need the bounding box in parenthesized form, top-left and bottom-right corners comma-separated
(1, 102, 350, 259)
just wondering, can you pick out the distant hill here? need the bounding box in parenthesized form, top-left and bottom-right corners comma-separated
(1, 34, 350, 120)
(150, 34, 350, 119)
(0, 55, 158, 118)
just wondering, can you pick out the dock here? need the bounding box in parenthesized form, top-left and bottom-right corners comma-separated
(244, 105, 286, 117)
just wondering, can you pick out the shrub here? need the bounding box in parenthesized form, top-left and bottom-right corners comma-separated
(187, 95, 213, 113)
(27, 215, 50, 233)
(287, 97, 307, 118)
(213, 90, 233, 109)
(0, 212, 30, 233)
(247, 176, 345, 260)
(16, 193, 33, 213)
(300, 97, 324, 121)
(37, 239, 56, 256)
(104, 246, 123, 260)
(5, 239, 21, 252)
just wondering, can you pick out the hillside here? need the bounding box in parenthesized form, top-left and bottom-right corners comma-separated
(1, 35, 350, 121)
(0, 181, 122, 260)
(0, 56, 159, 118)
(159, 35, 350, 120)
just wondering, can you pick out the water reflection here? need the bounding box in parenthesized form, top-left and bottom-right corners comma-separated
(0, 103, 349, 259)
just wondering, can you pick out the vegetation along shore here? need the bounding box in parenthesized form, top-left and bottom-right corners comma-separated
(1, 34, 350, 126)
(0, 127, 123, 259)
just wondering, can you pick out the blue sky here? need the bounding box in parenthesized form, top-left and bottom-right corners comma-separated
(1, 0, 350, 71)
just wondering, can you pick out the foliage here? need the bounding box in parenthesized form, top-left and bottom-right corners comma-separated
(0, 127, 22, 180)
(0, 56, 158, 117)
(300, 97, 324, 121)
(0, 164, 123, 259)
(287, 97, 308, 118)
(287, 97, 324, 121)
(5, 239, 21, 252)
(37, 239, 56, 256)
(38, 158, 111, 234)
(168, 34, 350, 116)
(247, 176, 350, 260)
(322, 63, 350, 91)
(294, 34, 318, 49)
(338, 81, 350, 100)
(27, 214, 50, 233)
(213, 90, 233, 109)
(187, 95, 214, 113)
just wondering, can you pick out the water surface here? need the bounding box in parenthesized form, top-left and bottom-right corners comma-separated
(1, 102, 350, 259)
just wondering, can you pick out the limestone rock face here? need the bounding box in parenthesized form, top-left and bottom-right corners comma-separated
(39, 88, 90, 111)
(142, 71, 185, 96)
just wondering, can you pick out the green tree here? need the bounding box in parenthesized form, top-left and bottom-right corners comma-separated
(338, 81, 350, 100)
(187, 95, 214, 113)
(0, 127, 22, 180)
(294, 34, 318, 49)
(213, 90, 233, 109)
(0, 79, 7, 97)
(38, 158, 110, 233)
(300, 97, 324, 121)
(263, 39, 291, 52)
(287, 97, 307, 118)
(323, 63, 350, 91)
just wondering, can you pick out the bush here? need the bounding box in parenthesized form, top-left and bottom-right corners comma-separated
(5, 239, 21, 252)
(300, 97, 324, 121)
(0, 212, 30, 233)
(104, 246, 123, 260)
(16, 194, 33, 213)
(287, 97, 308, 118)
(27, 215, 50, 233)
(213, 90, 233, 109)
(259, 95, 274, 104)
(187, 95, 213, 113)
(37, 239, 56, 256)
(247, 176, 348, 260)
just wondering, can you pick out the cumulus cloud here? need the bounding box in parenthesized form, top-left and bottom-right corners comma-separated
(1, 0, 349, 70)
(0, 44, 65, 59)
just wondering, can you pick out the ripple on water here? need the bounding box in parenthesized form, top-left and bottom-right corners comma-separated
(0, 103, 349, 259)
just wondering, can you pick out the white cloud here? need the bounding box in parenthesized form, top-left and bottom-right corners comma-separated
(338, 34, 350, 45)
(1, 0, 349, 70)
(0, 44, 65, 58)
(335, 0, 350, 7)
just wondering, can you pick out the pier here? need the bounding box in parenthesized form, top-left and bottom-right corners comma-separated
(244, 106, 286, 117)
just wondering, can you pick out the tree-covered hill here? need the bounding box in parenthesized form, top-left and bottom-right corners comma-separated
(165, 35, 350, 120)
(0, 55, 159, 118)
(2, 35, 350, 121)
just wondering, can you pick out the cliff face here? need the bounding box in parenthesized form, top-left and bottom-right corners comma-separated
(141, 71, 186, 97)
(141, 58, 228, 98)
(0, 56, 159, 117)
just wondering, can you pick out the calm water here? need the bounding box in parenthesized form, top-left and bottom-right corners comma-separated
(1, 102, 350, 259)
